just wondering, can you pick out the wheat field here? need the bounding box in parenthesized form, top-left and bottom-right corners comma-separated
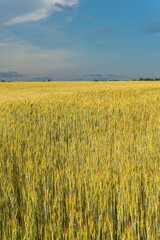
(0, 81, 160, 239)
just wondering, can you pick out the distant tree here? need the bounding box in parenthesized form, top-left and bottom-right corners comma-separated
(48, 79, 51, 82)
(138, 77, 160, 81)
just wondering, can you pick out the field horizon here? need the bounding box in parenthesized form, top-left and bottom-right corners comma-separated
(1, 81, 160, 103)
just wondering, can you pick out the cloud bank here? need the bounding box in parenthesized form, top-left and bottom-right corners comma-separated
(0, 0, 78, 25)
(140, 22, 160, 33)
(0, 40, 82, 81)
(0, 71, 25, 78)
(91, 28, 115, 34)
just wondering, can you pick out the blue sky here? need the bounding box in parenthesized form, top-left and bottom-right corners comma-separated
(0, 0, 160, 81)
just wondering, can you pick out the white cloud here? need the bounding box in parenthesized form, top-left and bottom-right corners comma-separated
(4, 9, 48, 25)
(66, 16, 73, 22)
(0, 40, 81, 80)
(0, 0, 78, 25)
(0, 43, 7, 47)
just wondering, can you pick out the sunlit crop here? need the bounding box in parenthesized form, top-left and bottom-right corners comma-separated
(0, 81, 160, 239)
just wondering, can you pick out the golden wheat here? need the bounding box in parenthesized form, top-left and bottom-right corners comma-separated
(0, 81, 160, 239)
